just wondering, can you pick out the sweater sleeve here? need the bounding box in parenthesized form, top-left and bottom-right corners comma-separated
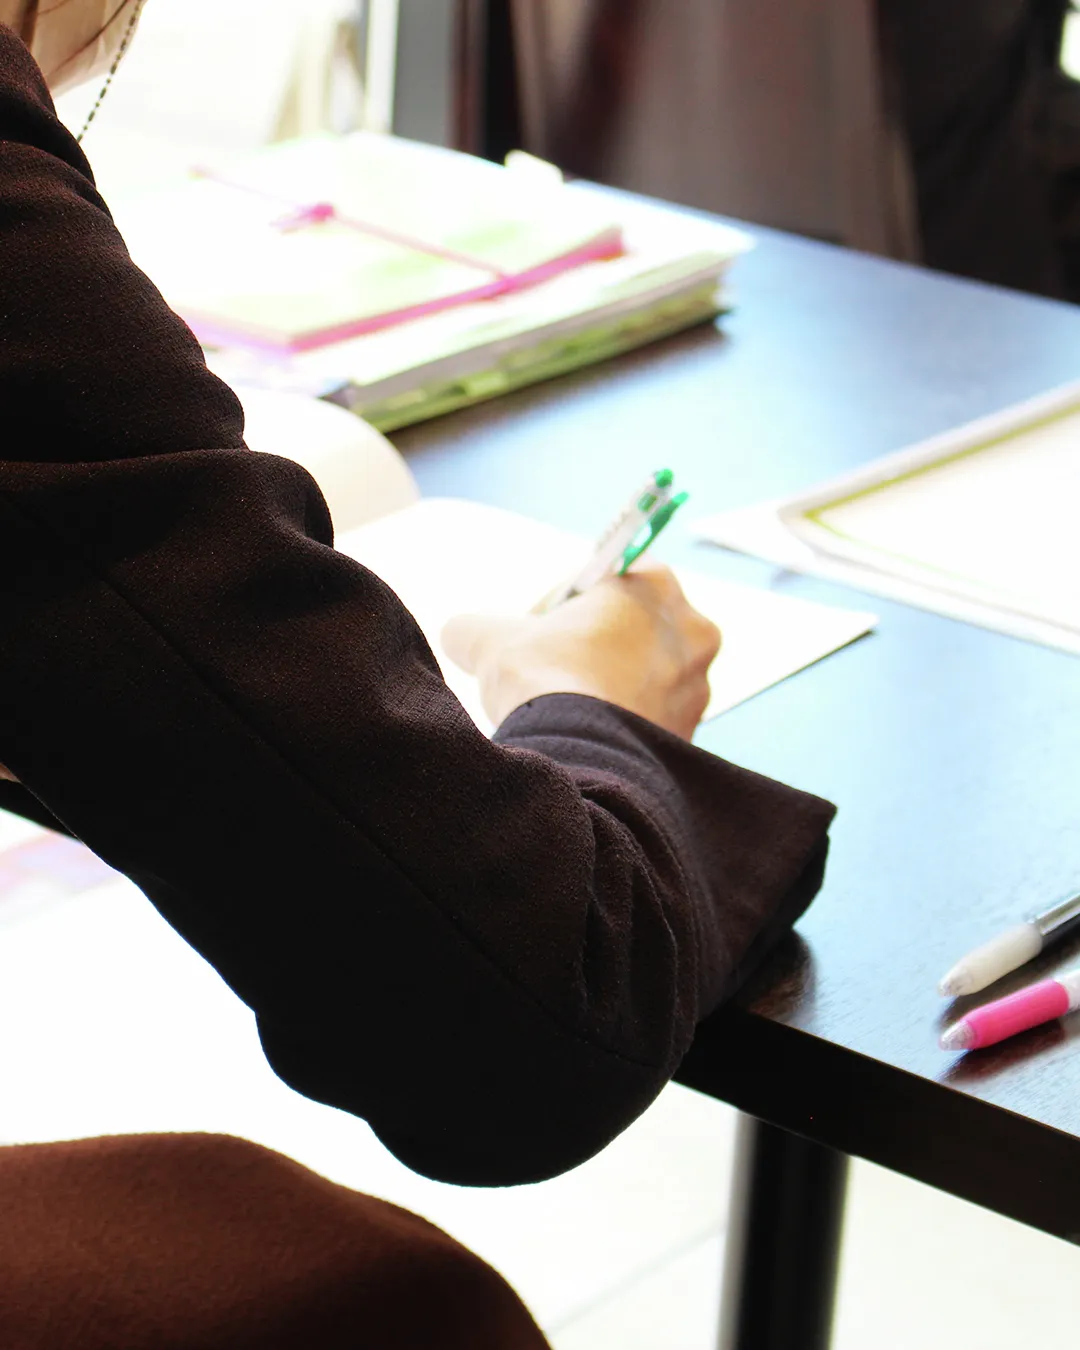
(0, 29, 835, 1185)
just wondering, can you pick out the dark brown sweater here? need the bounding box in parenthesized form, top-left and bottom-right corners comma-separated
(0, 28, 834, 1187)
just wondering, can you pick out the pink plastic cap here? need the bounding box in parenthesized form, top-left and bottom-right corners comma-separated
(963, 978, 1070, 1050)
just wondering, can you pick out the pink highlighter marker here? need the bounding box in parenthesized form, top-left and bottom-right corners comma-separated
(940, 968, 1080, 1051)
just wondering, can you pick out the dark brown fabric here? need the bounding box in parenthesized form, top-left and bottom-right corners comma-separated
(881, 0, 1078, 298)
(0, 1132, 551, 1349)
(0, 24, 835, 1192)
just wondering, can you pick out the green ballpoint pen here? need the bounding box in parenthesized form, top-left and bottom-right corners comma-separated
(534, 469, 689, 613)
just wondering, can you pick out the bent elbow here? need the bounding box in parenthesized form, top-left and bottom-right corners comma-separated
(260, 1006, 669, 1188)
(372, 1047, 666, 1187)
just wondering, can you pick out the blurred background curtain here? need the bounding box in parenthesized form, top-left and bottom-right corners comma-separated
(450, 0, 920, 259)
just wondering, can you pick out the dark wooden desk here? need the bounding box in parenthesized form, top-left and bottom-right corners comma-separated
(392, 223, 1080, 1349)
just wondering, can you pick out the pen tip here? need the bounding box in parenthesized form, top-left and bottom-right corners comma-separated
(939, 965, 979, 998)
(940, 1023, 974, 1052)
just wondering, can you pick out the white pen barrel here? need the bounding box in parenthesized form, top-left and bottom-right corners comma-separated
(938, 921, 1043, 997)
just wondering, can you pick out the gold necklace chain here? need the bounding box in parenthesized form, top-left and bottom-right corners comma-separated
(75, 0, 147, 144)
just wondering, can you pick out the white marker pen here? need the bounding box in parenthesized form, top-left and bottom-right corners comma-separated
(939, 890, 1080, 998)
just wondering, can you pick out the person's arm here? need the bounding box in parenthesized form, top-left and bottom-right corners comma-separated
(0, 29, 834, 1186)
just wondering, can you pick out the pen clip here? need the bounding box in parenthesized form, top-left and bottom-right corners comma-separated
(617, 492, 688, 573)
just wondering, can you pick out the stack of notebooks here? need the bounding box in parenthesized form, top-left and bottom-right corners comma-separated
(110, 131, 752, 430)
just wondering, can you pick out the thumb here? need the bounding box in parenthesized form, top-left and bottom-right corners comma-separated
(440, 612, 526, 674)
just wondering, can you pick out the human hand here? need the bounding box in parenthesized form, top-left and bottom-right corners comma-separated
(441, 563, 721, 740)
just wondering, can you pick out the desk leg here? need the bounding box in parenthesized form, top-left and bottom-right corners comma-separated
(718, 1114, 849, 1350)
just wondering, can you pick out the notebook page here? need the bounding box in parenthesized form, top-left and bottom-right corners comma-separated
(337, 498, 875, 734)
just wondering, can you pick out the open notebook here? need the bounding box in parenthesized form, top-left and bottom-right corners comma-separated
(335, 500, 876, 733)
(236, 388, 876, 732)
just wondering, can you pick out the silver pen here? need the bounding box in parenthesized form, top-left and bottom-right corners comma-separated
(938, 890, 1080, 997)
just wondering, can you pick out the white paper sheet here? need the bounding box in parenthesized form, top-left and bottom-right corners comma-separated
(338, 498, 876, 733)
